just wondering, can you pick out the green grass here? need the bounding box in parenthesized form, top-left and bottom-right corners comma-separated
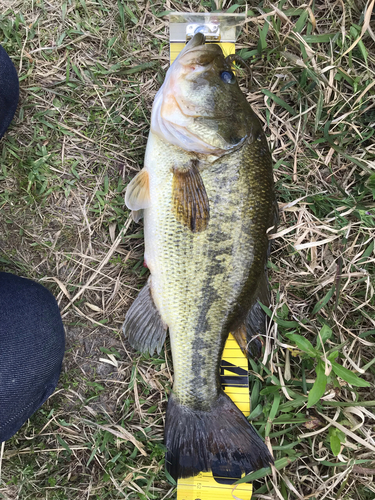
(1, 0, 375, 499)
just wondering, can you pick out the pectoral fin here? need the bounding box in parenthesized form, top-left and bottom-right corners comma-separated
(122, 278, 167, 355)
(125, 170, 151, 221)
(172, 160, 209, 233)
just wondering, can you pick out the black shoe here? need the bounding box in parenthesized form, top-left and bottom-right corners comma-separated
(0, 45, 19, 140)
(0, 273, 65, 442)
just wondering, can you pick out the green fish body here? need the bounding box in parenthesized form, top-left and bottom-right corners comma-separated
(124, 34, 275, 480)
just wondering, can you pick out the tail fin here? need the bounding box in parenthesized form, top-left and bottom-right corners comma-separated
(165, 391, 273, 480)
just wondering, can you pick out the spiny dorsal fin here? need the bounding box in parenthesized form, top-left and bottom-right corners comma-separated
(122, 278, 167, 355)
(125, 169, 151, 212)
(172, 160, 209, 233)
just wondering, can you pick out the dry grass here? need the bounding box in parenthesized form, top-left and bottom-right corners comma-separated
(0, 0, 375, 499)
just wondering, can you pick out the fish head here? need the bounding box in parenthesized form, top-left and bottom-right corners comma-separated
(151, 33, 255, 156)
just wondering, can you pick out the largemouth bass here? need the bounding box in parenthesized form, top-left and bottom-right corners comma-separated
(123, 33, 275, 480)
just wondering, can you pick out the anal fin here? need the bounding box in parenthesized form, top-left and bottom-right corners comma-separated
(172, 160, 209, 233)
(122, 279, 167, 355)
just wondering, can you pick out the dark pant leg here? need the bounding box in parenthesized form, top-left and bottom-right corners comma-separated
(0, 273, 65, 442)
(0, 45, 19, 139)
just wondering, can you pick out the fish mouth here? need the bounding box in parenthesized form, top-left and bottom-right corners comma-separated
(176, 33, 223, 67)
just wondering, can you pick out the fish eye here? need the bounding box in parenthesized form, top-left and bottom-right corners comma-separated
(220, 71, 235, 84)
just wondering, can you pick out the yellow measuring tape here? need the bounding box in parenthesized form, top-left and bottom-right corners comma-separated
(171, 42, 253, 500)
